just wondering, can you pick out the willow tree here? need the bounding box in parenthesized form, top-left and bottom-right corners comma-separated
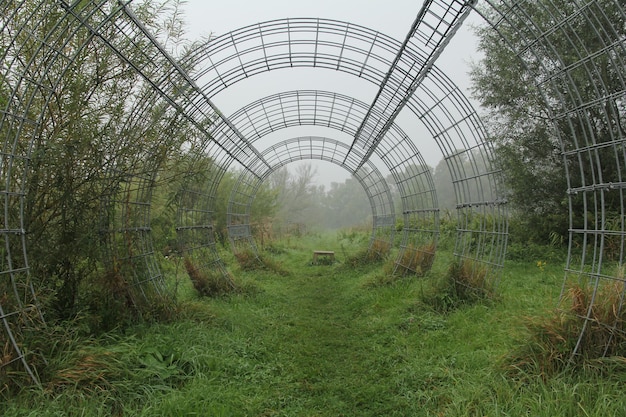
(470, 0, 625, 245)
(3, 0, 192, 320)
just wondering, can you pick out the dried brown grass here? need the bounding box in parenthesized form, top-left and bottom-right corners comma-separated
(394, 242, 436, 276)
(506, 277, 626, 377)
(184, 258, 236, 297)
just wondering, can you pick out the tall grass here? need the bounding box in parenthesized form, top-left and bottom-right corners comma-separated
(234, 249, 289, 276)
(3, 235, 626, 416)
(394, 242, 436, 276)
(183, 257, 236, 297)
(506, 277, 626, 377)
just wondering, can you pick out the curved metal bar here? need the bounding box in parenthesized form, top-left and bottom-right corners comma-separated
(476, 0, 626, 360)
(218, 90, 437, 272)
(179, 17, 507, 286)
(348, 0, 477, 168)
(227, 136, 396, 256)
(8, 0, 622, 384)
(182, 19, 507, 286)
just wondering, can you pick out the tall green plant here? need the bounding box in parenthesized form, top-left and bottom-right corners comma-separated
(4, 0, 192, 320)
(470, 0, 625, 245)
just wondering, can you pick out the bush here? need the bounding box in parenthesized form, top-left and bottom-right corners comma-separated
(343, 245, 388, 268)
(420, 258, 495, 313)
(184, 258, 236, 297)
(234, 250, 289, 276)
(505, 276, 626, 377)
(394, 242, 436, 276)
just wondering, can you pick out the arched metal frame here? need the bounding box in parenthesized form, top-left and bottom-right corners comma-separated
(227, 136, 396, 256)
(0, 2, 505, 383)
(476, 0, 626, 360)
(221, 90, 438, 272)
(1, 0, 622, 385)
(180, 18, 507, 282)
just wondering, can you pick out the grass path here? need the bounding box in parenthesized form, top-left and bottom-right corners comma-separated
(169, 247, 439, 416)
(5, 237, 626, 416)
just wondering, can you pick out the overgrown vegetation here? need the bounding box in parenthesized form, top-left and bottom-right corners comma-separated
(506, 277, 626, 378)
(234, 249, 290, 276)
(394, 242, 436, 276)
(3, 233, 626, 416)
(183, 258, 236, 297)
(470, 0, 626, 246)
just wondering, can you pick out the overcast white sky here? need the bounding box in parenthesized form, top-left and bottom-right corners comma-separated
(178, 0, 482, 186)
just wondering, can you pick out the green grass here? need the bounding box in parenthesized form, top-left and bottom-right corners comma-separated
(3, 233, 626, 416)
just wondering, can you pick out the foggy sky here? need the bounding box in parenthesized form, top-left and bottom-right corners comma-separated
(178, 0, 482, 187)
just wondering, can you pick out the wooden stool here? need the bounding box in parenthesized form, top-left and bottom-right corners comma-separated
(313, 250, 335, 263)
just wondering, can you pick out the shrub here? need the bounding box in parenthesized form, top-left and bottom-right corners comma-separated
(420, 258, 495, 313)
(234, 250, 263, 271)
(343, 244, 388, 268)
(447, 258, 493, 300)
(234, 250, 289, 276)
(394, 242, 436, 276)
(505, 275, 626, 377)
(183, 258, 236, 297)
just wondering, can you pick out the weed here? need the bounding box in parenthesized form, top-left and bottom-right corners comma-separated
(6, 236, 626, 416)
(418, 258, 495, 313)
(184, 258, 236, 297)
(343, 246, 387, 268)
(234, 250, 263, 271)
(234, 249, 289, 276)
(264, 242, 287, 255)
(448, 258, 493, 300)
(505, 277, 626, 378)
(369, 239, 391, 258)
(394, 242, 436, 276)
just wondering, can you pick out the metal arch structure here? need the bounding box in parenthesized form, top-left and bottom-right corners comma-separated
(0, 1, 506, 384)
(0, 0, 273, 384)
(1, 0, 622, 386)
(220, 90, 438, 272)
(181, 17, 507, 282)
(475, 0, 626, 361)
(227, 136, 396, 256)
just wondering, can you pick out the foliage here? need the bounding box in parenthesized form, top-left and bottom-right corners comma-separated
(234, 249, 289, 276)
(448, 258, 493, 298)
(342, 247, 384, 268)
(269, 163, 372, 233)
(2, 0, 192, 323)
(506, 276, 626, 378)
(4, 237, 626, 415)
(470, 0, 626, 245)
(394, 242, 436, 277)
(183, 258, 236, 297)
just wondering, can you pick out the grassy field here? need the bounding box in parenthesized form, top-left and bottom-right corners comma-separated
(3, 232, 626, 416)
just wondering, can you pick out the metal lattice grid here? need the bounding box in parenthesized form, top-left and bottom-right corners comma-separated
(217, 90, 438, 272)
(1, 0, 506, 384)
(226, 136, 396, 256)
(476, 0, 626, 360)
(180, 17, 507, 282)
(5, 0, 621, 384)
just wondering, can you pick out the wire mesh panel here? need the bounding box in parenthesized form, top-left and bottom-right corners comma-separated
(0, 0, 92, 386)
(477, 0, 626, 361)
(8, 0, 623, 386)
(213, 90, 436, 269)
(348, 0, 477, 167)
(226, 136, 396, 255)
(182, 17, 506, 282)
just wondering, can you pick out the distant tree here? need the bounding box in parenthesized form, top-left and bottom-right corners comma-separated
(321, 177, 371, 229)
(270, 163, 321, 229)
(432, 158, 457, 211)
